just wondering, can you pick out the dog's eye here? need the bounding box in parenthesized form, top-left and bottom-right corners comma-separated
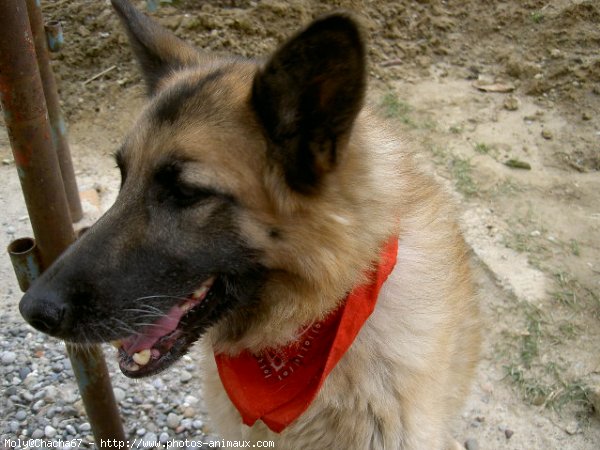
(170, 182, 214, 207)
(154, 163, 214, 207)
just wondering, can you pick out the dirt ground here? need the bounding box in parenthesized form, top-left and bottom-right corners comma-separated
(1, 0, 599, 448)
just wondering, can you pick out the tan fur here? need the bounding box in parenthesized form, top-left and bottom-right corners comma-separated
(109, 5, 481, 447)
(116, 61, 480, 448)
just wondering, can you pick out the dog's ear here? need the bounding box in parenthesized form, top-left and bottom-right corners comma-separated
(111, 0, 200, 95)
(252, 14, 366, 194)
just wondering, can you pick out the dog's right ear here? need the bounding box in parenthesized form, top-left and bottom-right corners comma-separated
(111, 0, 200, 95)
(252, 14, 366, 194)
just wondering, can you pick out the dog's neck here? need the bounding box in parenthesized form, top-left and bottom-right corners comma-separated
(213, 237, 398, 432)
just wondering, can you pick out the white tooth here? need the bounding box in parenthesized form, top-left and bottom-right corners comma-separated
(192, 286, 208, 299)
(110, 340, 122, 349)
(180, 300, 195, 312)
(126, 362, 140, 372)
(132, 349, 151, 366)
(202, 276, 215, 288)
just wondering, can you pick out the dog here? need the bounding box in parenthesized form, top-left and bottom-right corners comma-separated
(19, 0, 480, 448)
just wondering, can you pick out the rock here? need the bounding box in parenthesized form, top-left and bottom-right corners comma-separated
(464, 438, 479, 450)
(15, 410, 27, 421)
(582, 111, 592, 121)
(159, 432, 169, 444)
(503, 95, 520, 111)
(166, 413, 181, 429)
(78, 422, 91, 432)
(541, 129, 553, 140)
(565, 421, 580, 435)
(113, 387, 126, 403)
(44, 386, 58, 402)
(180, 419, 193, 430)
(32, 399, 45, 411)
(19, 367, 31, 380)
(2, 351, 17, 364)
(142, 432, 157, 444)
(183, 407, 195, 418)
(184, 395, 198, 405)
(505, 429, 514, 439)
(180, 370, 192, 382)
(137, 427, 146, 436)
(44, 425, 57, 438)
(77, 25, 90, 37)
(9, 421, 19, 433)
(66, 424, 77, 435)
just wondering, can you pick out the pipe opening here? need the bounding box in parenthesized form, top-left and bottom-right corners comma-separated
(8, 237, 36, 255)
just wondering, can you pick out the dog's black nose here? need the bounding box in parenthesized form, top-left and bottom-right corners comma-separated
(19, 291, 68, 336)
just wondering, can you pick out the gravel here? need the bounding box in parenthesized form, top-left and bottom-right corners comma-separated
(0, 318, 214, 449)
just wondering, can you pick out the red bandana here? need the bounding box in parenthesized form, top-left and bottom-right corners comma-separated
(214, 237, 398, 433)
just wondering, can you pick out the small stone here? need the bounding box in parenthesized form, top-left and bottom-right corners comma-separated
(142, 432, 157, 444)
(137, 427, 146, 436)
(113, 387, 126, 403)
(192, 420, 203, 429)
(9, 421, 19, 433)
(184, 395, 198, 405)
(159, 432, 169, 444)
(66, 424, 77, 435)
(2, 158, 13, 165)
(582, 112, 592, 121)
(77, 25, 90, 37)
(6, 386, 17, 396)
(32, 399, 45, 411)
(19, 367, 31, 380)
(166, 412, 181, 429)
(505, 429, 514, 439)
(2, 351, 17, 364)
(183, 407, 195, 418)
(32, 428, 44, 439)
(503, 95, 520, 111)
(180, 370, 192, 382)
(541, 129, 553, 140)
(21, 391, 33, 402)
(44, 386, 58, 402)
(565, 421, 579, 435)
(15, 410, 27, 421)
(44, 425, 57, 438)
(78, 422, 91, 432)
(464, 438, 479, 450)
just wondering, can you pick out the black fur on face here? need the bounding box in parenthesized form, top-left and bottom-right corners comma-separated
(20, 155, 266, 353)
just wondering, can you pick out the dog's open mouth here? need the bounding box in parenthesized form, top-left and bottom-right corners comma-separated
(112, 276, 216, 378)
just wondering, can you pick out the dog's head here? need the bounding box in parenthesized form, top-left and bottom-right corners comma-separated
(19, 0, 370, 377)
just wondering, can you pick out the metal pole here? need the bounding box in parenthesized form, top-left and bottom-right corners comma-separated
(0, 0, 126, 446)
(26, 0, 83, 222)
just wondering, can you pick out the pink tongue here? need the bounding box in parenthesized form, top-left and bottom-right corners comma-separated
(122, 301, 195, 355)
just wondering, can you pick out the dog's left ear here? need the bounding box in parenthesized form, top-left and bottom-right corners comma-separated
(111, 0, 201, 95)
(252, 14, 366, 194)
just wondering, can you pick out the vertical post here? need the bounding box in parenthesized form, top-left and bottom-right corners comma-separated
(0, 0, 126, 446)
(26, 0, 83, 222)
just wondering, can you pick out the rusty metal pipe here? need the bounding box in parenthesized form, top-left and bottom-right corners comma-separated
(0, 0, 74, 268)
(0, 0, 126, 445)
(26, 0, 83, 222)
(7, 238, 42, 292)
(45, 20, 64, 53)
